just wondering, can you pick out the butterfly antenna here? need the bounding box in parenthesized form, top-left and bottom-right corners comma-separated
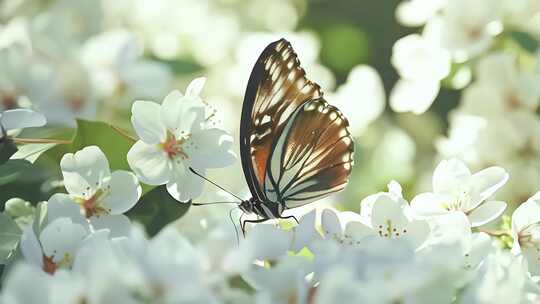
(192, 201, 237, 206)
(229, 207, 240, 246)
(189, 167, 244, 202)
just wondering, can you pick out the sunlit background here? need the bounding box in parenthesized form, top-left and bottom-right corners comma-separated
(1, 0, 539, 221)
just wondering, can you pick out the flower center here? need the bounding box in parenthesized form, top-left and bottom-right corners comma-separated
(42, 252, 72, 275)
(377, 220, 407, 238)
(76, 188, 110, 218)
(443, 191, 471, 212)
(42, 255, 57, 275)
(160, 131, 189, 160)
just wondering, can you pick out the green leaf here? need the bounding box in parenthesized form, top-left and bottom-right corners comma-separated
(509, 30, 539, 53)
(0, 137, 18, 166)
(126, 185, 190, 237)
(0, 159, 32, 186)
(35, 119, 135, 171)
(70, 119, 134, 171)
(0, 213, 22, 264)
(10, 143, 57, 163)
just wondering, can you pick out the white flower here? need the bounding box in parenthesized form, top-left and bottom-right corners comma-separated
(225, 224, 292, 273)
(460, 52, 540, 116)
(60, 146, 140, 235)
(329, 65, 385, 135)
(111, 226, 218, 303)
(20, 217, 89, 275)
(127, 80, 236, 202)
(462, 249, 530, 304)
(0, 45, 53, 111)
(423, 0, 503, 60)
(0, 263, 54, 303)
(0, 108, 46, 136)
(35, 61, 98, 127)
(319, 208, 374, 246)
(511, 192, 540, 275)
(436, 114, 488, 164)
(247, 255, 313, 304)
(395, 0, 447, 26)
(392, 34, 451, 81)
(389, 78, 440, 114)
(389, 34, 450, 114)
(360, 182, 431, 249)
(290, 209, 323, 252)
(411, 158, 508, 227)
(80, 30, 172, 101)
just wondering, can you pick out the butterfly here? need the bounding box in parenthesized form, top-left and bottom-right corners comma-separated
(233, 38, 355, 232)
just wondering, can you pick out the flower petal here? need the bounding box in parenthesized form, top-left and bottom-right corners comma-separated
(321, 209, 342, 239)
(432, 158, 471, 194)
(131, 100, 167, 144)
(101, 170, 141, 214)
(370, 194, 409, 232)
(389, 78, 439, 114)
(127, 140, 172, 185)
(90, 215, 131, 238)
(188, 128, 236, 168)
(20, 226, 43, 268)
(470, 166, 508, 206)
(47, 193, 88, 228)
(522, 247, 540, 276)
(166, 164, 204, 202)
(405, 219, 431, 249)
(160, 90, 205, 135)
(512, 200, 540, 236)
(410, 192, 451, 217)
(344, 221, 375, 243)
(60, 146, 111, 197)
(0, 109, 46, 130)
(290, 209, 321, 252)
(468, 201, 506, 227)
(244, 224, 292, 260)
(185, 77, 206, 97)
(39, 218, 87, 264)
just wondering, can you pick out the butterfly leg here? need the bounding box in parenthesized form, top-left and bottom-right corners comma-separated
(279, 215, 299, 225)
(241, 218, 269, 237)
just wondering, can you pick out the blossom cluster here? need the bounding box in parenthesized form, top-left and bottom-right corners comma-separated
(2, 143, 540, 303)
(392, 0, 540, 204)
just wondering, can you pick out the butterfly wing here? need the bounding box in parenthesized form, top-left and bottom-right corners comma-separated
(240, 39, 322, 201)
(264, 98, 355, 208)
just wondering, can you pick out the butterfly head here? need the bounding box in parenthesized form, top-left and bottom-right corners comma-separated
(239, 198, 257, 214)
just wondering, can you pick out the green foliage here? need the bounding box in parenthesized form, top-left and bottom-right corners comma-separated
(0, 213, 22, 264)
(320, 23, 370, 74)
(70, 119, 134, 171)
(510, 30, 539, 53)
(0, 160, 32, 187)
(0, 137, 17, 166)
(126, 185, 191, 237)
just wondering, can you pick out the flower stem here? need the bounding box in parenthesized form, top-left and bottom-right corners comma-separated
(11, 137, 72, 145)
(478, 228, 512, 238)
(111, 125, 137, 143)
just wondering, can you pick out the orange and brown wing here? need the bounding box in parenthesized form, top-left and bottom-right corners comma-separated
(240, 39, 322, 201)
(264, 98, 355, 207)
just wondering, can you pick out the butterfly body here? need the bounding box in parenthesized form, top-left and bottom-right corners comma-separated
(238, 38, 355, 231)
